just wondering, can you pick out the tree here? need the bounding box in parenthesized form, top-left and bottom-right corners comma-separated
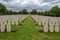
(21, 9, 28, 14)
(50, 6, 59, 16)
(19, 11, 21, 14)
(31, 9, 37, 14)
(0, 3, 7, 15)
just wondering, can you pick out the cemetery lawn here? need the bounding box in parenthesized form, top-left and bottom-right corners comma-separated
(0, 16, 60, 40)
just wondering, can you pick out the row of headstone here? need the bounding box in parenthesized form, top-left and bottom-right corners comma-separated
(0, 15, 28, 32)
(31, 15, 60, 32)
(31, 15, 39, 24)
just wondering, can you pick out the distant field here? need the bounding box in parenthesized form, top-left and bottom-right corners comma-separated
(0, 16, 60, 40)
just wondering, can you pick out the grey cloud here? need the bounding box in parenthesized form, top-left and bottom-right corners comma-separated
(0, 0, 60, 11)
(1, 0, 14, 2)
(42, 0, 55, 2)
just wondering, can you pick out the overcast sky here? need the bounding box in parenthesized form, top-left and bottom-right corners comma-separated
(0, 0, 60, 11)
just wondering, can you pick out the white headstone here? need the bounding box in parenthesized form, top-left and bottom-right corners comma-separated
(15, 20, 18, 25)
(6, 20, 11, 32)
(44, 23, 48, 32)
(1, 22, 5, 32)
(49, 21, 54, 32)
(55, 22, 59, 32)
(38, 18, 41, 25)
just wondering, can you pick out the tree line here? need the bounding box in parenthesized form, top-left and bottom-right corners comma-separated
(0, 3, 60, 17)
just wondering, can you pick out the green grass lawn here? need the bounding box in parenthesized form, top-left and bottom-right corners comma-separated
(0, 16, 60, 40)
